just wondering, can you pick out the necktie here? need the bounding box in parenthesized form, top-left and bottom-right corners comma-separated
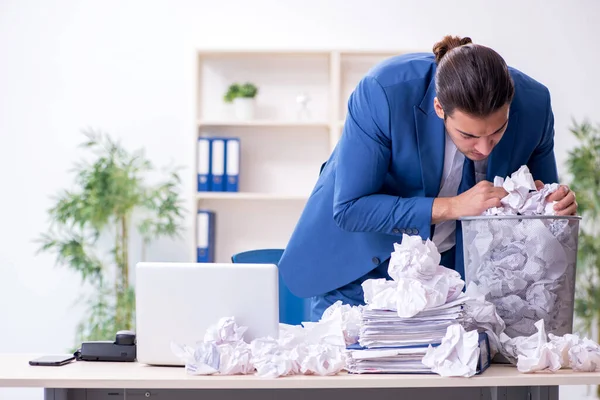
(458, 157, 476, 194)
(454, 156, 475, 281)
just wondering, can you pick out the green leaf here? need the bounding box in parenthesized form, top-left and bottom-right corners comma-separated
(224, 82, 257, 102)
(35, 231, 104, 285)
(566, 119, 600, 341)
(239, 82, 258, 98)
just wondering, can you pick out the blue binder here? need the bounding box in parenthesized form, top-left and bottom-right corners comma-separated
(224, 137, 240, 192)
(196, 209, 215, 262)
(210, 138, 225, 191)
(197, 137, 212, 192)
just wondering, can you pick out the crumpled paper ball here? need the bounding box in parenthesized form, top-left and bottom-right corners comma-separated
(421, 324, 481, 377)
(320, 300, 363, 346)
(362, 234, 464, 318)
(171, 317, 254, 376)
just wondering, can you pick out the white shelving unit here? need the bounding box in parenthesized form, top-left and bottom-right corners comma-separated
(193, 49, 406, 263)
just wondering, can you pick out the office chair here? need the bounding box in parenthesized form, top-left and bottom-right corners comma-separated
(231, 249, 310, 326)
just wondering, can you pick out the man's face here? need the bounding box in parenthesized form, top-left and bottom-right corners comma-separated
(433, 98, 510, 161)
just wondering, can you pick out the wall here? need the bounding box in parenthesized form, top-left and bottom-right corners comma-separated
(1, 0, 598, 398)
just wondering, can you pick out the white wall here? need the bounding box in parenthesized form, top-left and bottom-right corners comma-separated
(1, 0, 599, 398)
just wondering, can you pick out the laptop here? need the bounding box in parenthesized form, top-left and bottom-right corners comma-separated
(135, 262, 279, 366)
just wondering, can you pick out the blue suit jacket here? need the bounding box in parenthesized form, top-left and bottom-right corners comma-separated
(278, 52, 559, 298)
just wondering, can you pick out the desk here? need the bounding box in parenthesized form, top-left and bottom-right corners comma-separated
(1, 354, 599, 400)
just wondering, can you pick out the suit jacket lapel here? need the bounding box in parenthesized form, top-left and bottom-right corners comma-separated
(414, 78, 445, 198)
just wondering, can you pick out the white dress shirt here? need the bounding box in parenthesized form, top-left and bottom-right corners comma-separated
(431, 132, 488, 254)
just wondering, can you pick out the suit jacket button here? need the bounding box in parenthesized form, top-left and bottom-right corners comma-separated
(405, 228, 413, 234)
(392, 228, 400, 234)
(372, 257, 380, 265)
(413, 228, 419, 234)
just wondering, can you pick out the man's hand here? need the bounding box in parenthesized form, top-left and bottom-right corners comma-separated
(432, 181, 507, 224)
(450, 181, 508, 218)
(534, 180, 578, 216)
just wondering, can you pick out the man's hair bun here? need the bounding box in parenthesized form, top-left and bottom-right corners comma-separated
(432, 35, 473, 64)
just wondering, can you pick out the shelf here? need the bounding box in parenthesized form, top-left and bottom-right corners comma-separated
(196, 192, 309, 201)
(193, 48, 420, 263)
(196, 49, 406, 56)
(198, 120, 329, 128)
(197, 49, 332, 57)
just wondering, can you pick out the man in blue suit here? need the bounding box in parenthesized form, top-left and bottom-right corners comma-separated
(278, 35, 578, 322)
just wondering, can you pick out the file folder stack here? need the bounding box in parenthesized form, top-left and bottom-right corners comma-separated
(347, 330, 491, 375)
(197, 136, 240, 192)
(357, 296, 466, 349)
(346, 295, 494, 374)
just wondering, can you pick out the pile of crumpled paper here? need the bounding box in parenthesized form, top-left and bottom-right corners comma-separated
(171, 302, 362, 377)
(361, 234, 465, 318)
(483, 165, 560, 216)
(501, 319, 600, 373)
(462, 165, 578, 338)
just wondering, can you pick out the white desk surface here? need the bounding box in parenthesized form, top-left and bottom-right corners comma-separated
(1, 354, 600, 389)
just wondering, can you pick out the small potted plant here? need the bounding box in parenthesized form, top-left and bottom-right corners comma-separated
(224, 82, 258, 120)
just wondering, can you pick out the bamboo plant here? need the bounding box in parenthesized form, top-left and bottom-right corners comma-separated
(36, 130, 185, 345)
(566, 120, 600, 396)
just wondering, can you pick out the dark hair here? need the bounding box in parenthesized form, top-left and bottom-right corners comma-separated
(433, 35, 514, 118)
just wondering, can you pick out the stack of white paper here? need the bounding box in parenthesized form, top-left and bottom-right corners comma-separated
(346, 347, 431, 373)
(346, 296, 466, 374)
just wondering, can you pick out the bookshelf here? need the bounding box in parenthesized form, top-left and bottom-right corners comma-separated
(193, 49, 407, 263)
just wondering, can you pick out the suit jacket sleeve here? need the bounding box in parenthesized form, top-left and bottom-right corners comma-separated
(333, 76, 434, 239)
(527, 89, 559, 184)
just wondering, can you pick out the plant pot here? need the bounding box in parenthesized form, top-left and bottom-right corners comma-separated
(233, 97, 255, 120)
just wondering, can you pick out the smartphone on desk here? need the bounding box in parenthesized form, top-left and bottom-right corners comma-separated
(29, 354, 75, 366)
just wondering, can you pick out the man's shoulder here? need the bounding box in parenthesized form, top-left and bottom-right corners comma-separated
(509, 66, 551, 107)
(365, 52, 436, 88)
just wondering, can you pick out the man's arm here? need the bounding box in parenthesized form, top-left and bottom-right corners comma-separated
(332, 76, 441, 239)
(527, 88, 559, 184)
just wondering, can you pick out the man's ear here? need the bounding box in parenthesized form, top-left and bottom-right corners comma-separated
(433, 97, 445, 119)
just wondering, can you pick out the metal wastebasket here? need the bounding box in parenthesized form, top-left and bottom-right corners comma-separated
(460, 215, 581, 339)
